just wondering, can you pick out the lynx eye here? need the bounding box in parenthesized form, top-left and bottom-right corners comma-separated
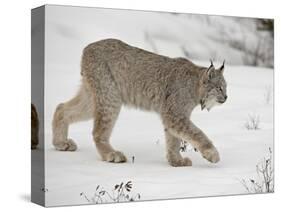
(217, 86, 223, 92)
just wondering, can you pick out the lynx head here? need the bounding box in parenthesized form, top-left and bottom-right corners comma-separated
(200, 60, 227, 111)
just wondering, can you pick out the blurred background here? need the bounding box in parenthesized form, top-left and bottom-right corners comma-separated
(44, 6, 274, 68)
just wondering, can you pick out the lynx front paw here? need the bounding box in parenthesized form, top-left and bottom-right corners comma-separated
(202, 146, 220, 163)
(105, 151, 127, 163)
(168, 157, 192, 167)
(53, 139, 77, 151)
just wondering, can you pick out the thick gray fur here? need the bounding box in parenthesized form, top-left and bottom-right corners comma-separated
(52, 39, 227, 166)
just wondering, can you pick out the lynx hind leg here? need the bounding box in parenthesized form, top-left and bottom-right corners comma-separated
(52, 84, 93, 151)
(165, 130, 192, 167)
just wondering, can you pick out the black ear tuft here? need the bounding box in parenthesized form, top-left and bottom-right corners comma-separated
(220, 60, 225, 73)
(209, 59, 214, 67)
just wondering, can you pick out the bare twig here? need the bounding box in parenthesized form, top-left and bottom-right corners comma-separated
(80, 181, 141, 204)
(241, 148, 274, 193)
(245, 114, 260, 130)
(264, 86, 272, 104)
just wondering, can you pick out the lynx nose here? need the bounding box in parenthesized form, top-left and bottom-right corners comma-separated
(218, 95, 227, 104)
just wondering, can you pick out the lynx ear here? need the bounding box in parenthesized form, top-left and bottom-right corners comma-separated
(219, 60, 225, 74)
(206, 60, 215, 79)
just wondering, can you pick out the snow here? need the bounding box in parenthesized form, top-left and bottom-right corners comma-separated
(41, 5, 274, 207)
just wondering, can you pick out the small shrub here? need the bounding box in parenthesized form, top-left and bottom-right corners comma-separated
(80, 181, 141, 204)
(180, 140, 197, 152)
(264, 86, 272, 104)
(245, 114, 260, 130)
(180, 140, 187, 152)
(241, 148, 274, 193)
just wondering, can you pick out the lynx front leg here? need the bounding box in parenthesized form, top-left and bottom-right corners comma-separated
(162, 113, 220, 163)
(93, 102, 127, 163)
(165, 131, 192, 167)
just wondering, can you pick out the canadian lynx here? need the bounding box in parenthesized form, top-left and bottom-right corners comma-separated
(52, 39, 227, 167)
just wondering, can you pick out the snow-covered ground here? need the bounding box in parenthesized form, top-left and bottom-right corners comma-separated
(44, 64, 273, 206)
(41, 5, 274, 207)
